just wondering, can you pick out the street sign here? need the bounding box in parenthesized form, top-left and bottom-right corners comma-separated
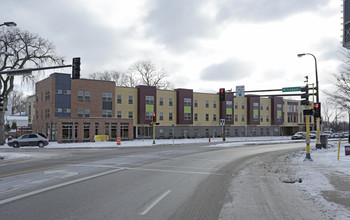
(236, 85, 245, 97)
(282, 87, 301, 92)
(220, 119, 225, 126)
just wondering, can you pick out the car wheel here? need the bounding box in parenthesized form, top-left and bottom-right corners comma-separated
(38, 142, 45, 148)
(13, 142, 19, 148)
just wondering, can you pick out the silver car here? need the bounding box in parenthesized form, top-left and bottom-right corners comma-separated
(8, 133, 49, 148)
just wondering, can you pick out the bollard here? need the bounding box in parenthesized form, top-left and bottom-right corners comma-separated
(116, 137, 121, 146)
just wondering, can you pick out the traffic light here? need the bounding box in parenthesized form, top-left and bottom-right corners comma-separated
(314, 102, 321, 118)
(300, 86, 310, 105)
(72, 57, 81, 79)
(0, 96, 3, 111)
(219, 88, 225, 101)
(152, 113, 156, 123)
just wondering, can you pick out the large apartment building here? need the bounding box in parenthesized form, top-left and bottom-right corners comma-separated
(31, 72, 309, 143)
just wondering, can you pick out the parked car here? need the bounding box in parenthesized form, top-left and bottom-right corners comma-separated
(309, 131, 317, 139)
(322, 131, 333, 139)
(8, 133, 49, 148)
(292, 132, 306, 140)
(334, 132, 343, 138)
(343, 132, 349, 138)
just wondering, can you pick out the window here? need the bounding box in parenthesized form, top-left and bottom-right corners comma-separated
(169, 112, 173, 121)
(169, 98, 173, 106)
(78, 91, 83, 101)
(146, 96, 154, 104)
(117, 95, 122, 104)
(194, 100, 198, 107)
(241, 115, 245, 122)
(85, 109, 90, 118)
(102, 110, 112, 118)
(56, 89, 63, 94)
(64, 108, 71, 113)
(226, 114, 233, 121)
(213, 101, 217, 108)
(261, 103, 264, 110)
(205, 100, 209, 108)
(95, 123, 99, 135)
(194, 113, 198, 121)
(235, 114, 238, 122)
(117, 111, 122, 118)
(129, 111, 133, 119)
(129, 96, 133, 104)
(266, 104, 270, 110)
(83, 123, 90, 141)
(184, 98, 191, 106)
(64, 90, 71, 95)
(159, 112, 164, 121)
(85, 91, 90, 102)
(159, 97, 164, 106)
(111, 123, 118, 140)
(184, 113, 191, 120)
(241, 102, 245, 109)
(261, 115, 264, 122)
(78, 109, 83, 118)
(226, 101, 233, 108)
(213, 114, 217, 121)
(103, 93, 112, 102)
(62, 123, 73, 141)
(146, 112, 153, 120)
(266, 115, 270, 122)
(55, 108, 63, 113)
(206, 114, 209, 121)
(235, 102, 238, 109)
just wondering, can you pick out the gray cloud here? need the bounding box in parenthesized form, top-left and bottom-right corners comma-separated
(144, 0, 331, 52)
(217, 0, 331, 22)
(200, 59, 253, 81)
(1, 0, 130, 76)
(145, 0, 215, 52)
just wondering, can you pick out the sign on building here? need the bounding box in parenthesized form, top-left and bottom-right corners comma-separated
(236, 85, 245, 98)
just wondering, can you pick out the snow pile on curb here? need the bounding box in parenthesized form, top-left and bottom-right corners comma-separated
(292, 144, 350, 220)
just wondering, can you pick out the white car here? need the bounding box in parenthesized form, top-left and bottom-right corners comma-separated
(8, 133, 49, 148)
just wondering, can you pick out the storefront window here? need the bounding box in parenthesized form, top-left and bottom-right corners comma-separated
(62, 123, 73, 141)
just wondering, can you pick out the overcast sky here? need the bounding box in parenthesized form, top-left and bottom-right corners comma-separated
(1, 0, 344, 101)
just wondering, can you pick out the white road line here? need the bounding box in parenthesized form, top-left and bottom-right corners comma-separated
(122, 166, 226, 176)
(140, 190, 171, 216)
(0, 168, 125, 206)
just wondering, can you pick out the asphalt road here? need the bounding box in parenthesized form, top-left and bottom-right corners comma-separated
(0, 142, 318, 219)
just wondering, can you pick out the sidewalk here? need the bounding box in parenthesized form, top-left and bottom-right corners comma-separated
(291, 142, 350, 219)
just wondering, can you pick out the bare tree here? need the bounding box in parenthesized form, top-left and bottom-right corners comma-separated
(325, 49, 350, 109)
(128, 60, 172, 89)
(0, 28, 63, 144)
(9, 89, 27, 115)
(88, 70, 124, 85)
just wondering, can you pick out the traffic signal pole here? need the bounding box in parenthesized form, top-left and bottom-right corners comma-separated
(153, 122, 156, 144)
(305, 105, 312, 161)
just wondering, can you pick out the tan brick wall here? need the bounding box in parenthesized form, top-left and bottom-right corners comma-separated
(115, 86, 138, 124)
(156, 90, 177, 126)
(233, 97, 247, 126)
(193, 93, 220, 126)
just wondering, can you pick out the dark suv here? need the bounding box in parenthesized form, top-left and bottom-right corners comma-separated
(8, 133, 49, 148)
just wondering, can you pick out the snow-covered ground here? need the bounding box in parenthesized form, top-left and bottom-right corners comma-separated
(291, 142, 350, 219)
(1, 136, 349, 218)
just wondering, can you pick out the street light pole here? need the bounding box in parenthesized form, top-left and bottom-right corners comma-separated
(298, 53, 322, 149)
(297, 53, 319, 103)
(0, 22, 17, 27)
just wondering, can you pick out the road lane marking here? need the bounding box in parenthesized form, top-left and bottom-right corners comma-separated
(121, 166, 226, 176)
(140, 190, 171, 216)
(0, 168, 125, 206)
(70, 164, 227, 176)
(0, 164, 69, 178)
